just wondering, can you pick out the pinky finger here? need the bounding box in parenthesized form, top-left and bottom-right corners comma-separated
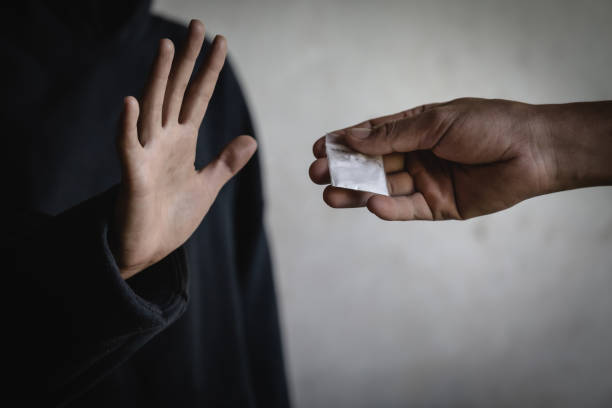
(118, 96, 141, 156)
(366, 193, 434, 221)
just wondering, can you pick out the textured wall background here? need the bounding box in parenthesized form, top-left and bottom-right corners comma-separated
(154, 1, 612, 406)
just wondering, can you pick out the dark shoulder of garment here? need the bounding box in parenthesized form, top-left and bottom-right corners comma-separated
(3, 1, 289, 407)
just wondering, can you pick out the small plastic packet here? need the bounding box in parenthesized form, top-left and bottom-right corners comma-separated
(325, 132, 389, 195)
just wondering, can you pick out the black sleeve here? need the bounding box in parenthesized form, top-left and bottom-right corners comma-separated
(224, 64, 291, 407)
(8, 186, 189, 406)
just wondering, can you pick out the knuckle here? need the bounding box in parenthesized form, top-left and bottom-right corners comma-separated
(206, 57, 224, 75)
(420, 108, 451, 149)
(184, 49, 199, 64)
(383, 120, 401, 151)
(204, 64, 221, 80)
(426, 107, 444, 125)
(200, 88, 214, 102)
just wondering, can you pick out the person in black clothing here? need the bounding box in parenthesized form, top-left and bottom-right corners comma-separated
(6, 1, 289, 406)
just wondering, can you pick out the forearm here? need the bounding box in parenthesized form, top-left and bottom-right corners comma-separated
(10, 188, 188, 404)
(536, 101, 612, 192)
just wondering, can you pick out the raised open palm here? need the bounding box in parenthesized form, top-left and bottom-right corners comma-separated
(310, 98, 555, 221)
(112, 20, 257, 279)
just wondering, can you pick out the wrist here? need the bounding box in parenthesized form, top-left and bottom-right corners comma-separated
(529, 101, 612, 193)
(109, 191, 145, 280)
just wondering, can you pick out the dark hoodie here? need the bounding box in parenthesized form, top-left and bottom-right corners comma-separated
(4, 1, 289, 406)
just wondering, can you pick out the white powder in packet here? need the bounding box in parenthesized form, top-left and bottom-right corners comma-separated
(325, 132, 389, 196)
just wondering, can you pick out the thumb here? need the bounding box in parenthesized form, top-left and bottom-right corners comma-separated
(345, 108, 448, 155)
(199, 135, 258, 194)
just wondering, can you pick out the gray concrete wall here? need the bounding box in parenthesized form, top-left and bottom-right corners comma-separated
(153, 1, 612, 406)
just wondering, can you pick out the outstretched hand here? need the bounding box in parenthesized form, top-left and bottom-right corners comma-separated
(310, 98, 560, 221)
(111, 20, 257, 279)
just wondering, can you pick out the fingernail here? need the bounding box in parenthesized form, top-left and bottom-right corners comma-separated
(349, 128, 372, 139)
